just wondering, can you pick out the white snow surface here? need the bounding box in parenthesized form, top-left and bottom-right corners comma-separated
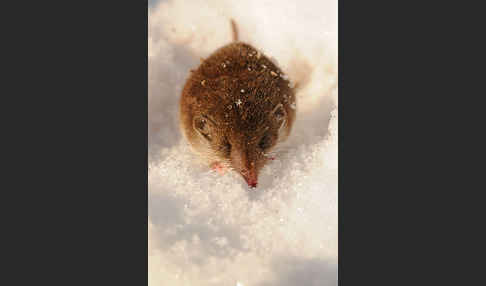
(148, 0, 338, 285)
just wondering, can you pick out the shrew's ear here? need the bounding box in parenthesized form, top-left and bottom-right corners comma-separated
(193, 115, 214, 141)
(271, 103, 287, 133)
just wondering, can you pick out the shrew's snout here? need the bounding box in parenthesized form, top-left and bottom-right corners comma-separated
(241, 167, 258, 188)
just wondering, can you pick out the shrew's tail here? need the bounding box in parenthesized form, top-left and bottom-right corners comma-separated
(230, 19, 238, 42)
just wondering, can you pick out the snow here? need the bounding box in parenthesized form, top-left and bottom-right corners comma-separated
(148, 0, 338, 285)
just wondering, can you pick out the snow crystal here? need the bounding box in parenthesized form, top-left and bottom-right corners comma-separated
(149, 0, 337, 285)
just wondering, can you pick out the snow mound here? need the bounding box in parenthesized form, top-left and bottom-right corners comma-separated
(149, 0, 337, 285)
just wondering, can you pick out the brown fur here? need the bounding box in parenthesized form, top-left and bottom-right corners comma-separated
(180, 25, 296, 188)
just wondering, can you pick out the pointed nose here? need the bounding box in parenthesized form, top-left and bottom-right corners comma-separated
(246, 178, 257, 188)
(241, 168, 258, 188)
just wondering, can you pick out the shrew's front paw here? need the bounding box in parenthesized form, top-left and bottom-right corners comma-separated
(210, 162, 226, 175)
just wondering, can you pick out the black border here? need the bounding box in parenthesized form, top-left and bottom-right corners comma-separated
(339, 0, 481, 284)
(3, 1, 148, 284)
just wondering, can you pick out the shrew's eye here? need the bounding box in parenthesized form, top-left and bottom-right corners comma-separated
(259, 133, 271, 150)
(194, 115, 212, 141)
